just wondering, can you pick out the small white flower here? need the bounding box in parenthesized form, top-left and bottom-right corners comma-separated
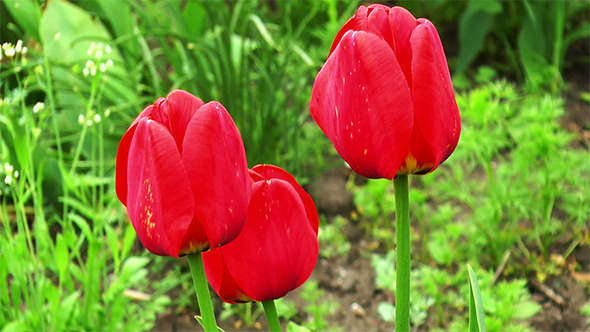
(99, 63, 107, 73)
(86, 119, 93, 126)
(90, 66, 97, 76)
(95, 48, 103, 60)
(93, 114, 101, 123)
(13, 170, 18, 179)
(54, 32, 61, 41)
(104, 108, 111, 117)
(3, 163, 12, 173)
(83, 67, 89, 77)
(21, 46, 27, 54)
(87, 42, 96, 56)
(106, 59, 114, 68)
(5, 47, 15, 57)
(4, 175, 12, 185)
(85, 59, 94, 68)
(78, 114, 85, 124)
(33, 102, 45, 114)
(15, 40, 22, 53)
(105, 44, 112, 54)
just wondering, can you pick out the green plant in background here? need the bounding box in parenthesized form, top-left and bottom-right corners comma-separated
(299, 280, 340, 332)
(402, 0, 590, 93)
(355, 79, 588, 329)
(0, 38, 169, 330)
(318, 215, 351, 259)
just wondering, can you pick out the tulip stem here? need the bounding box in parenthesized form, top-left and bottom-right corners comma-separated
(394, 175, 410, 332)
(187, 252, 218, 332)
(262, 300, 282, 332)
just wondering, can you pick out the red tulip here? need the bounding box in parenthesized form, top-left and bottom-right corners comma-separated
(310, 4, 461, 179)
(115, 90, 251, 258)
(203, 165, 319, 303)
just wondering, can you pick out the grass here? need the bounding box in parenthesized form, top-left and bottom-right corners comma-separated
(1, 0, 588, 331)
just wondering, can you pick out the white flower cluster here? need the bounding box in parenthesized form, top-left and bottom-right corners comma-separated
(1, 40, 27, 61)
(3, 163, 19, 186)
(83, 42, 114, 77)
(78, 109, 103, 127)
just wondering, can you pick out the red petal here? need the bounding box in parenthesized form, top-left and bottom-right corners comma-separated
(310, 30, 414, 179)
(329, 5, 369, 55)
(126, 119, 195, 257)
(202, 249, 252, 304)
(388, 7, 418, 86)
(162, 90, 205, 154)
(218, 179, 318, 302)
(251, 164, 319, 234)
(410, 19, 461, 172)
(181, 102, 250, 250)
(116, 105, 154, 206)
(248, 169, 266, 183)
(367, 5, 395, 51)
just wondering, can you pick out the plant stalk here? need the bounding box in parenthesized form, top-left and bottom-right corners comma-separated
(262, 300, 282, 332)
(394, 175, 410, 332)
(187, 252, 217, 332)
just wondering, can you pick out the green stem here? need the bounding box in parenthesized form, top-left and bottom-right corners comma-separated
(187, 252, 217, 332)
(394, 175, 410, 332)
(262, 300, 282, 332)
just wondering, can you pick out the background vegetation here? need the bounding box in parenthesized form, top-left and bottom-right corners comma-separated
(1, 0, 588, 331)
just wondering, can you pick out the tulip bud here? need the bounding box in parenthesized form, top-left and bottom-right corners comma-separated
(310, 5, 460, 179)
(203, 165, 319, 303)
(116, 90, 251, 257)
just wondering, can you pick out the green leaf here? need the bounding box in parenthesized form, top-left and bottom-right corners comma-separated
(39, 0, 136, 103)
(1, 320, 30, 332)
(377, 302, 396, 322)
(456, 1, 500, 73)
(517, 2, 549, 82)
(194, 316, 225, 332)
(183, 1, 207, 37)
(3, 0, 40, 41)
(54, 233, 69, 280)
(286, 322, 311, 332)
(511, 301, 542, 319)
(95, 0, 139, 57)
(468, 264, 486, 332)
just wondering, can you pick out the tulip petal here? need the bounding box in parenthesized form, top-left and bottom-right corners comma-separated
(251, 164, 319, 234)
(367, 6, 395, 51)
(126, 119, 195, 257)
(219, 179, 318, 302)
(310, 30, 414, 179)
(181, 102, 250, 250)
(161, 90, 205, 154)
(410, 19, 461, 171)
(388, 7, 418, 86)
(115, 105, 154, 206)
(202, 249, 252, 304)
(329, 5, 369, 55)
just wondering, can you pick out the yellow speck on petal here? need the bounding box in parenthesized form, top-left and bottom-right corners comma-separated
(364, 149, 368, 155)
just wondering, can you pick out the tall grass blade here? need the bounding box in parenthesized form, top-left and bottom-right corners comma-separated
(468, 264, 486, 332)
